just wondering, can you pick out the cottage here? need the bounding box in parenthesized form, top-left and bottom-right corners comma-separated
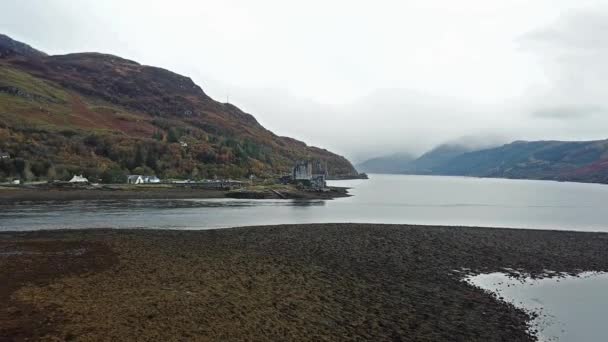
(128, 175, 160, 184)
(69, 174, 88, 183)
(127, 175, 144, 184)
(143, 176, 160, 183)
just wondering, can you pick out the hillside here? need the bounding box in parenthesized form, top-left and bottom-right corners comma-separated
(432, 140, 608, 182)
(402, 144, 473, 174)
(357, 144, 472, 174)
(363, 138, 608, 184)
(410, 139, 608, 184)
(356, 152, 415, 174)
(0, 34, 358, 182)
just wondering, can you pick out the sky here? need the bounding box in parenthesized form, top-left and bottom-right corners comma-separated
(1, 0, 608, 162)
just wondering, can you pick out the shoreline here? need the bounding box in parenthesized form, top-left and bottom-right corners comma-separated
(0, 184, 350, 203)
(2, 224, 608, 341)
(377, 172, 608, 186)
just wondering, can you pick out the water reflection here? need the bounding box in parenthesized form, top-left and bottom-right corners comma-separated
(0, 198, 326, 216)
(467, 272, 608, 342)
(3, 174, 608, 231)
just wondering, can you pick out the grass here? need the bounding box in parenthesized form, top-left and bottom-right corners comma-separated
(0, 66, 69, 102)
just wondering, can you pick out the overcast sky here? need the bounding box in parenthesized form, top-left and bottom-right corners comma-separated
(2, 1, 608, 162)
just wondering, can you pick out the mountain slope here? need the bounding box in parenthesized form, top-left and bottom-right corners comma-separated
(402, 144, 472, 174)
(358, 144, 472, 175)
(369, 139, 608, 184)
(0, 34, 47, 59)
(423, 140, 608, 183)
(0, 35, 358, 182)
(357, 152, 415, 174)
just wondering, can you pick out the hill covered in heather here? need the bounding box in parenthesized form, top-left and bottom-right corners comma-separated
(426, 139, 608, 184)
(362, 138, 608, 184)
(0, 34, 358, 182)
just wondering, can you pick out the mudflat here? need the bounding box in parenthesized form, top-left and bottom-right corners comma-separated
(2, 224, 608, 341)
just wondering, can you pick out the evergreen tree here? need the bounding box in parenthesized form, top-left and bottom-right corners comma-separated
(167, 128, 180, 143)
(134, 145, 145, 167)
(146, 149, 158, 171)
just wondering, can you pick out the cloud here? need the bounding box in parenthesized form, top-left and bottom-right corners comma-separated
(219, 84, 511, 162)
(521, 9, 608, 52)
(3, 1, 608, 162)
(518, 5, 608, 139)
(520, 8, 608, 94)
(443, 134, 509, 151)
(532, 105, 604, 120)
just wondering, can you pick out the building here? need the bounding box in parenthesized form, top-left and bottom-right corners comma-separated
(143, 176, 160, 183)
(291, 160, 328, 189)
(292, 161, 313, 181)
(69, 175, 88, 183)
(0, 151, 9, 159)
(127, 175, 160, 184)
(278, 175, 292, 185)
(127, 175, 144, 184)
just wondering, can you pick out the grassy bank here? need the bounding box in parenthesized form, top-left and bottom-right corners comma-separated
(2, 224, 608, 341)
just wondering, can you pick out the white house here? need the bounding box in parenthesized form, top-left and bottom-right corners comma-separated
(127, 175, 144, 184)
(127, 175, 160, 184)
(69, 174, 88, 183)
(143, 176, 160, 183)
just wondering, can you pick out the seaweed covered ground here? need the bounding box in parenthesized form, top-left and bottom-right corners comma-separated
(2, 224, 608, 341)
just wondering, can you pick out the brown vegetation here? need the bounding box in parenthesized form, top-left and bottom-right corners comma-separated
(0, 35, 358, 183)
(2, 224, 608, 341)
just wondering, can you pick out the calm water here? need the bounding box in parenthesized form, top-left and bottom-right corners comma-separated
(467, 272, 608, 342)
(2, 174, 608, 231)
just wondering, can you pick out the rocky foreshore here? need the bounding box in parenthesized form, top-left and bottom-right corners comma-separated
(2, 224, 608, 341)
(326, 173, 369, 180)
(0, 184, 350, 203)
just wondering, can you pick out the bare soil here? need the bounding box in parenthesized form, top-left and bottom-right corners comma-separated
(2, 224, 608, 341)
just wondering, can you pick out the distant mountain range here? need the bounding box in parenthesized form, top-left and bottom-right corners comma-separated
(357, 144, 474, 174)
(0, 34, 358, 182)
(358, 139, 608, 184)
(356, 152, 415, 174)
(401, 144, 474, 174)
